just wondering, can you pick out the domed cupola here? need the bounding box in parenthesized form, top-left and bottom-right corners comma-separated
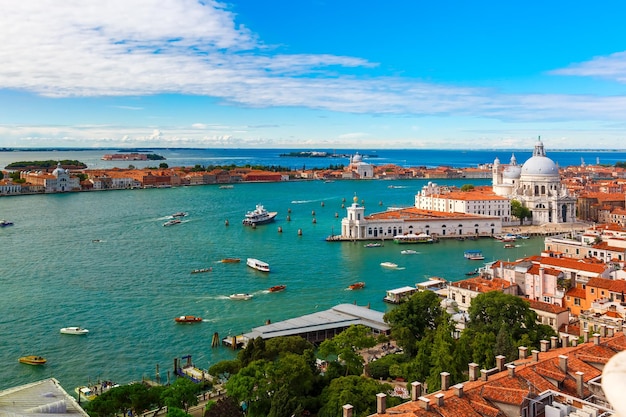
(52, 162, 65, 177)
(521, 139, 559, 177)
(352, 152, 363, 164)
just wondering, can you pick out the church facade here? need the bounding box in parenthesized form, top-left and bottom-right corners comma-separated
(492, 140, 576, 225)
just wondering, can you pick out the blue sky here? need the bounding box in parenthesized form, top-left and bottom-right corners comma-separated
(2, 0, 626, 149)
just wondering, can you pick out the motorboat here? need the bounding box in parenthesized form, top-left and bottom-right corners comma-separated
(504, 243, 515, 249)
(380, 262, 399, 269)
(19, 355, 47, 365)
(220, 258, 241, 263)
(0, 219, 14, 227)
(348, 282, 365, 290)
(163, 219, 182, 227)
(75, 386, 97, 401)
(175, 315, 203, 323)
(229, 293, 253, 300)
(393, 233, 433, 244)
(60, 326, 89, 335)
(269, 285, 286, 292)
(171, 212, 188, 218)
(247, 258, 270, 272)
(219, 185, 234, 189)
(400, 249, 418, 255)
(364, 243, 382, 248)
(191, 268, 212, 274)
(464, 250, 485, 260)
(242, 204, 277, 226)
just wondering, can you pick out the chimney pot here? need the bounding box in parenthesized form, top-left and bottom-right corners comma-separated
(550, 335, 558, 348)
(575, 371, 584, 398)
(468, 363, 479, 381)
(561, 334, 569, 347)
(532, 349, 540, 362)
(600, 324, 607, 337)
(558, 355, 568, 373)
(540, 339, 550, 352)
(418, 396, 430, 411)
(440, 372, 450, 391)
(342, 404, 354, 417)
(434, 393, 444, 407)
(495, 355, 506, 371)
(453, 383, 464, 398)
(507, 364, 516, 377)
(411, 381, 422, 401)
(480, 369, 489, 381)
(593, 333, 601, 345)
(376, 393, 386, 414)
(607, 326, 615, 337)
(518, 346, 528, 360)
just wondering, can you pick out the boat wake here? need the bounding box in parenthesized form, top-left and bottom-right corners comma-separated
(291, 199, 319, 204)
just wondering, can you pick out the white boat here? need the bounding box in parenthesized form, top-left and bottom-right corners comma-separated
(171, 212, 187, 218)
(229, 293, 253, 300)
(393, 233, 433, 244)
(247, 258, 270, 272)
(60, 326, 89, 335)
(163, 219, 182, 227)
(380, 262, 399, 269)
(75, 386, 97, 401)
(464, 250, 485, 260)
(401, 249, 418, 255)
(242, 204, 277, 226)
(219, 185, 234, 189)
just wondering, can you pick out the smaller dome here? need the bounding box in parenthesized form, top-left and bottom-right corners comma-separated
(352, 153, 363, 163)
(503, 165, 521, 179)
(493, 156, 500, 164)
(353, 195, 359, 204)
(52, 162, 65, 177)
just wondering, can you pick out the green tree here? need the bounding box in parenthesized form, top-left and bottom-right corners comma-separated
(162, 378, 200, 413)
(426, 316, 457, 390)
(159, 162, 169, 169)
(510, 199, 531, 225)
(460, 184, 475, 191)
(208, 359, 240, 382)
(225, 360, 271, 417)
(318, 325, 376, 376)
(383, 290, 443, 356)
(318, 376, 395, 417)
(167, 407, 191, 417)
(204, 396, 243, 417)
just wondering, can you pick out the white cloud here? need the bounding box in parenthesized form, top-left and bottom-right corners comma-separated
(549, 51, 626, 83)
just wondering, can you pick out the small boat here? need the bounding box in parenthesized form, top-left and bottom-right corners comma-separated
(269, 285, 286, 292)
(220, 258, 241, 263)
(380, 262, 399, 269)
(364, 243, 382, 248)
(19, 355, 47, 365)
(247, 258, 270, 272)
(242, 204, 277, 226)
(348, 282, 365, 290)
(465, 269, 479, 276)
(464, 250, 485, 260)
(219, 185, 234, 189)
(163, 219, 182, 227)
(60, 326, 89, 335)
(175, 315, 203, 323)
(393, 233, 434, 244)
(229, 293, 253, 300)
(0, 219, 14, 227)
(171, 212, 188, 218)
(75, 386, 97, 401)
(191, 268, 212, 274)
(401, 249, 418, 255)
(504, 243, 515, 249)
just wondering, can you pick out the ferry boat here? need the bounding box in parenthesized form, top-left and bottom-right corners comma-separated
(19, 355, 47, 365)
(269, 285, 286, 292)
(242, 204, 277, 226)
(393, 233, 433, 244)
(175, 315, 203, 323)
(464, 250, 485, 260)
(247, 258, 270, 272)
(229, 293, 253, 300)
(60, 326, 89, 335)
(348, 282, 365, 290)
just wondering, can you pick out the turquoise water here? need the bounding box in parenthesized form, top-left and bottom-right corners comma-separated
(0, 178, 544, 392)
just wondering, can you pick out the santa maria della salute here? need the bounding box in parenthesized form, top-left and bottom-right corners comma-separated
(492, 138, 577, 225)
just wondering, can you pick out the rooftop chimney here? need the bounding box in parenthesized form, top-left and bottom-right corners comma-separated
(411, 381, 422, 401)
(419, 396, 430, 411)
(572, 338, 578, 347)
(593, 333, 601, 345)
(561, 334, 569, 348)
(532, 349, 540, 362)
(576, 371, 584, 398)
(434, 393, 444, 407)
(481, 369, 489, 381)
(608, 326, 614, 337)
(496, 355, 506, 371)
(508, 364, 516, 377)
(600, 324, 607, 337)
(342, 404, 353, 417)
(518, 346, 528, 360)
(441, 372, 450, 391)
(376, 393, 386, 414)
(469, 363, 479, 381)
(540, 339, 550, 352)
(550, 335, 558, 349)
(453, 383, 464, 398)
(558, 355, 568, 373)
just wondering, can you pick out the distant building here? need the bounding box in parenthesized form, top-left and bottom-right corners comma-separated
(20, 162, 80, 193)
(343, 152, 374, 179)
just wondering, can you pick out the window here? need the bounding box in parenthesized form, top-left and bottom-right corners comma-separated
(461, 295, 466, 304)
(574, 298, 580, 306)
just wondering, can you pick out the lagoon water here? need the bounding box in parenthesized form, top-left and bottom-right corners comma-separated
(0, 146, 614, 393)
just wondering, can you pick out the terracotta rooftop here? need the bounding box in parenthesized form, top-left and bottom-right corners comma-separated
(450, 277, 514, 293)
(365, 207, 498, 221)
(527, 300, 568, 314)
(587, 277, 626, 293)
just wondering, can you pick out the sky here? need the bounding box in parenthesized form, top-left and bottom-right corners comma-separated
(2, 1, 626, 150)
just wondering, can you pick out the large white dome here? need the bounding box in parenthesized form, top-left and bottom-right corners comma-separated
(521, 156, 558, 177)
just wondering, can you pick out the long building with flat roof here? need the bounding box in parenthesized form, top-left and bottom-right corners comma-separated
(230, 304, 390, 348)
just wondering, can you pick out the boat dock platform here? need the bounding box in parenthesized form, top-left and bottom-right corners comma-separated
(174, 355, 212, 383)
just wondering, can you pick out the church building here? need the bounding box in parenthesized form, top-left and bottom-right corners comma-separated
(492, 139, 576, 225)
